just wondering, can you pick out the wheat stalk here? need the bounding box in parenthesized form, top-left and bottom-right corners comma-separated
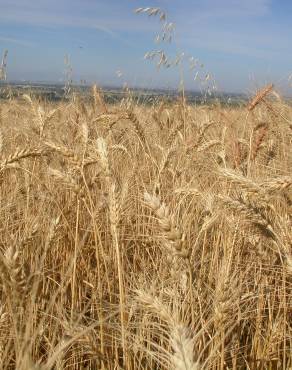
(247, 84, 274, 111)
(0, 148, 46, 170)
(144, 192, 189, 259)
(127, 110, 147, 145)
(96, 137, 126, 365)
(217, 195, 276, 239)
(261, 176, 292, 195)
(218, 168, 262, 195)
(136, 290, 200, 370)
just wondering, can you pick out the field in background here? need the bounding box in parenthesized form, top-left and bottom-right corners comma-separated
(0, 86, 291, 369)
(0, 81, 247, 107)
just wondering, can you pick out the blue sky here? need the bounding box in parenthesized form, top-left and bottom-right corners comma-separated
(0, 0, 292, 92)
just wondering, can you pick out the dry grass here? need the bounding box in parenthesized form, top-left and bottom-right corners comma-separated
(0, 91, 291, 369)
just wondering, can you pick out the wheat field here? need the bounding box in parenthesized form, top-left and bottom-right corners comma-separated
(0, 85, 291, 369)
